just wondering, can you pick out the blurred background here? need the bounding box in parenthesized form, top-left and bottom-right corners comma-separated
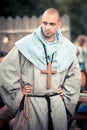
(0, 0, 87, 51)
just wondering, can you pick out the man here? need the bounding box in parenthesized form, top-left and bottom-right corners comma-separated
(75, 35, 87, 71)
(74, 35, 87, 130)
(0, 8, 81, 130)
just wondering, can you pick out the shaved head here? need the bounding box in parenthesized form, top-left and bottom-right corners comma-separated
(42, 8, 60, 21)
(41, 8, 61, 42)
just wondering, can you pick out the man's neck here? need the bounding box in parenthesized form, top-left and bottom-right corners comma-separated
(46, 36, 55, 43)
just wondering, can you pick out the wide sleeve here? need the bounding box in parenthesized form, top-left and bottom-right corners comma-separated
(62, 56, 81, 115)
(0, 47, 23, 114)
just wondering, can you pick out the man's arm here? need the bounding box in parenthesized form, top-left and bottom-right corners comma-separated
(0, 47, 23, 114)
(59, 56, 81, 115)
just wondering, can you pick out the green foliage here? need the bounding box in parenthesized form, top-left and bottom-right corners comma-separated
(0, 0, 38, 17)
(55, 0, 86, 40)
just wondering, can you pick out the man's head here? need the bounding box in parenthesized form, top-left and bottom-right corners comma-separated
(0, 51, 7, 63)
(41, 8, 61, 42)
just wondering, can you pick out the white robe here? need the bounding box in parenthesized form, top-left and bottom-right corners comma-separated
(0, 47, 81, 130)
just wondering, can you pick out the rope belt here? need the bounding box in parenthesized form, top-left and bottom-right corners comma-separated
(20, 93, 58, 130)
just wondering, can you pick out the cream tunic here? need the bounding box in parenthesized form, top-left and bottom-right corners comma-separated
(0, 47, 81, 130)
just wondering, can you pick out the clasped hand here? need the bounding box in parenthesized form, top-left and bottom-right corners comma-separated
(22, 85, 64, 97)
(22, 85, 33, 95)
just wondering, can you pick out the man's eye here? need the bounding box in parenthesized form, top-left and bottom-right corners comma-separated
(50, 23, 55, 26)
(43, 22, 47, 25)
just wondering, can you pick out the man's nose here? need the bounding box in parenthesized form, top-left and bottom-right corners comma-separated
(45, 24, 50, 29)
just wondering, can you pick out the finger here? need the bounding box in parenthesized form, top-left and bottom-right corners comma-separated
(24, 85, 32, 88)
(23, 87, 33, 94)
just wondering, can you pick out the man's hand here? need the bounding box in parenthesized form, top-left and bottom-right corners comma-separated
(58, 86, 64, 97)
(22, 85, 33, 95)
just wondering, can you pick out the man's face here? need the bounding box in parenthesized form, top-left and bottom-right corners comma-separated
(41, 13, 61, 41)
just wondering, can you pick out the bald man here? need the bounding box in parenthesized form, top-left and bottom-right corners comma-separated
(0, 8, 81, 130)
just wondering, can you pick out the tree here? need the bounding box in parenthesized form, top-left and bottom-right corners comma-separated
(56, 0, 86, 41)
(0, 0, 38, 18)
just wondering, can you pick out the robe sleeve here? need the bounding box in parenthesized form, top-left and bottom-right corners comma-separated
(0, 47, 23, 114)
(62, 56, 81, 115)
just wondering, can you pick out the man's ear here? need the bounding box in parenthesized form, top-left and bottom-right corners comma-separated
(58, 21, 62, 28)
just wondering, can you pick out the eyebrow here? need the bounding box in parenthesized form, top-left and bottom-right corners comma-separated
(42, 21, 56, 25)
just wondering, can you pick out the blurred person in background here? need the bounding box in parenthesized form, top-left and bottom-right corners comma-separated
(75, 35, 87, 72)
(0, 51, 8, 108)
(74, 36, 87, 130)
(75, 35, 87, 91)
(0, 51, 15, 130)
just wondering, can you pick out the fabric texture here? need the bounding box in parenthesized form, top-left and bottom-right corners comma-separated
(0, 27, 81, 130)
(15, 26, 76, 72)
